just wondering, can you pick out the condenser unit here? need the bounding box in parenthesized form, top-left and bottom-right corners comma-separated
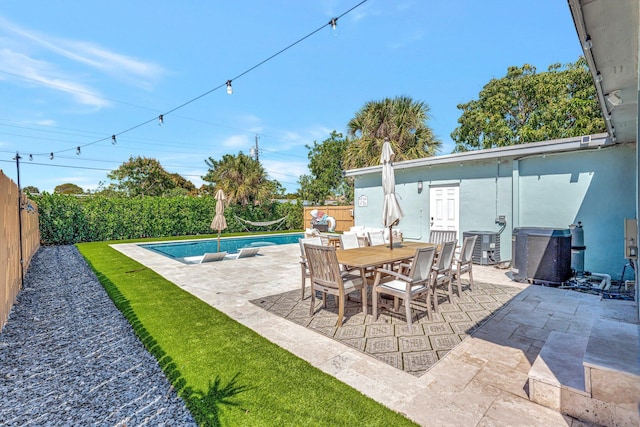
(463, 231, 501, 265)
(512, 227, 571, 285)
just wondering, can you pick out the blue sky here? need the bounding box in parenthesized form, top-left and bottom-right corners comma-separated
(0, 1, 583, 193)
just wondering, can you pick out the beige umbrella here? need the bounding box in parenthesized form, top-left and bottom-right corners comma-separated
(381, 138, 404, 249)
(210, 189, 228, 252)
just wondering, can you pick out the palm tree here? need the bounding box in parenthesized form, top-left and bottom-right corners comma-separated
(345, 96, 441, 169)
(203, 152, 276, 206)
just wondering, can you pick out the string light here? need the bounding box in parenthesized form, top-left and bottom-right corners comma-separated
(29, 154, 33, 161)
(11, 0, 368, 161)
(76, 146, 81, 155)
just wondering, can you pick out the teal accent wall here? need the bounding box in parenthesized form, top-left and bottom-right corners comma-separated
(352, 143, 636, 277)
(517, 144, 636, 276)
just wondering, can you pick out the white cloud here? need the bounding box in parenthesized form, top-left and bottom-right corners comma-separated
(0, 15, 165, 107)
(0, 48, 110, 108)
(222, 134, 251, 150)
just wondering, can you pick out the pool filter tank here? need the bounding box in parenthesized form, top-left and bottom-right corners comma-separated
(570, 221, 586, 277)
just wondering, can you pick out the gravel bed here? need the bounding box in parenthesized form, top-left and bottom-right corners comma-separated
(0, 245, 196, 426)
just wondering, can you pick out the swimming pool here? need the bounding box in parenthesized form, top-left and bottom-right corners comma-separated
(140, 233, 303, 260)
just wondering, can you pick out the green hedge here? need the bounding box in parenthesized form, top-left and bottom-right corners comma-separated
(34, 194, 304, 245)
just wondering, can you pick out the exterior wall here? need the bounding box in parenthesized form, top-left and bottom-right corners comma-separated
(517, 145, 635, 276)
(352, 143, 636, 277)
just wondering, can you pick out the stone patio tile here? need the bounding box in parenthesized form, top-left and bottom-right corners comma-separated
(473, 358, 530, 398)
(405, 380, 497, 427)
(477, 392, 571, 427)
(423, 355, 480, 391)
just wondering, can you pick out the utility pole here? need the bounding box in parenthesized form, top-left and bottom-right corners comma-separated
(254, 134, 259, 161)
(13, 152, 24, 289)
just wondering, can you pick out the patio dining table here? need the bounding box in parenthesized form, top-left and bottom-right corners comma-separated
(335, 241, 436, 314)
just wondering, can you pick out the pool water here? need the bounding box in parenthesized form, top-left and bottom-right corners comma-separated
(140, 233, 303, 259)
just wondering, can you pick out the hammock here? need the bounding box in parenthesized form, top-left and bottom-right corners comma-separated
(233, 215, 288, 232)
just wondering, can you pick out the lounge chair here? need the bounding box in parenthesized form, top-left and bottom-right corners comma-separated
(233, 247, 260, 259)
(200, 252, 228, 263)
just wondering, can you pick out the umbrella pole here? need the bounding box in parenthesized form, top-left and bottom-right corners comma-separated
(217, 231, 221, 252)
(389, 225, 393, 249)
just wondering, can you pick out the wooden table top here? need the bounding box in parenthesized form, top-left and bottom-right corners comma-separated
(336, 241, 435, 268)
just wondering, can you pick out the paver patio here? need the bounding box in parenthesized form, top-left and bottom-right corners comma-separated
(113, 240, 638, 426)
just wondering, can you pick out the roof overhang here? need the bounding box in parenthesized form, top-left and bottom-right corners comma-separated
(345, 133, 613, 177)
(567, 0, 639, 144)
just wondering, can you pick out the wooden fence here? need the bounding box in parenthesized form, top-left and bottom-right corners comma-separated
(1, 170, 40, 331)
(303, 206, 354, 233)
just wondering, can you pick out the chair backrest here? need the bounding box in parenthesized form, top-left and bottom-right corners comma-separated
(460, 235, 478, 264)
(429, 230, 457, 244)
(407, 246, 437, 283)
(340, 232, 360, 249)
(200, 252, 227, 263)
(434, 240, 457, 271)
(299, 236, 322, 257)
(304, 243, 342, 290)
(237, 247, 260, 258)
(367, 230, 386, 246)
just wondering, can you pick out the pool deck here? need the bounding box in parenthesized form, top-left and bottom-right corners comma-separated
(113, 241, 638, 426)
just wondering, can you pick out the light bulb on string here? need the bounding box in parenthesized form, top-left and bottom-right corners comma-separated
(329, 17, 339, 36)
(226, 80, 233, 95)
(158, 114, 164, 126)
(76, 146, 81, 155)
(29, 154, 33, 161)
(50, 152, 54, 160)
(111, 135, 117, 145)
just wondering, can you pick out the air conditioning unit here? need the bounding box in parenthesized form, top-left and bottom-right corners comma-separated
(512, 227, 571, 285)
(463, 231, 500, 265)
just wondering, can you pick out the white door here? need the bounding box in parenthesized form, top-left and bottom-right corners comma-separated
(429, 185, 459, 234)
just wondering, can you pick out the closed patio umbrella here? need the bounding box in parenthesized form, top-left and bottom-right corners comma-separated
(210, 189, 227, 252)
(381, 138, 404, 249)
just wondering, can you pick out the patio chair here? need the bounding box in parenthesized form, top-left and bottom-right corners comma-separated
(299, 236, 322, 300)
(452, 235, 478, 297)
(304, 243, 366, 327)
(428, 230, 457, 244)
(367, 230, 386, 246)
(371, 245, 437, 329)
(432, 240, 457, 309)
(339, 232, 361, 249)
(200, 252, 228, 263)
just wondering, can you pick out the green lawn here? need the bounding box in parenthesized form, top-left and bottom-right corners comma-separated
(77, 238, 418, 427)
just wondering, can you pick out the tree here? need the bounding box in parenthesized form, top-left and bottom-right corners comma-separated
(22, 186, 40, 195)
(202, 152, 280, 207)
(345, 96, 441, 169)
(54, 183, 84, 194)
(107, 156, 176, 197)
(298, 131, 353, 205)
(168, 173, 197, 196)
(451, 57, 606, 152)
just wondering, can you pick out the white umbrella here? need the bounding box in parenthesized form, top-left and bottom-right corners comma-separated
(210, 189, 228, 252)
(381, 138, 404, 249)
